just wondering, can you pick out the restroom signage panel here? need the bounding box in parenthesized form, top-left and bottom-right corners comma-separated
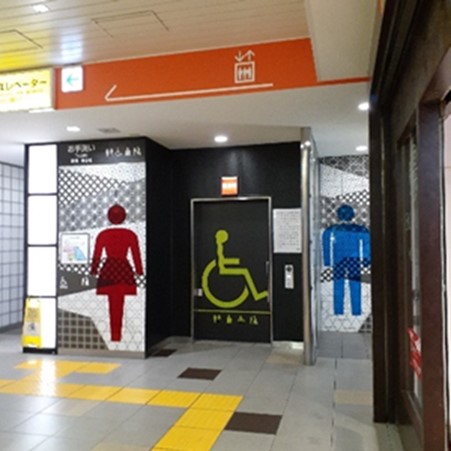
(57, 137, 147, 353)
(58, 139, 146, 165)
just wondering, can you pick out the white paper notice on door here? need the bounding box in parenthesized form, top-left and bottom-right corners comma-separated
(273, 208, 302, 253)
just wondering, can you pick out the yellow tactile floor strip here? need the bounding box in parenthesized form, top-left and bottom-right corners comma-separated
(153, 426, 222, 451)
(107, 387, 160, 404)
(76, 362, 120, 374)
(192, 393, 242, 411)
(175, 408, 234, 430)
(0, 359, 243, 450)
(0, 379, 15, 388)
(148, 390, 201, 408)
(66, 384, 123, 401)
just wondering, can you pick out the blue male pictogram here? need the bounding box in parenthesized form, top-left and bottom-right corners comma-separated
(322, 204, 371, 316)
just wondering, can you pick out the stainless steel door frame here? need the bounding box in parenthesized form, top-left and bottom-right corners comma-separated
(301, 128, 319, 365)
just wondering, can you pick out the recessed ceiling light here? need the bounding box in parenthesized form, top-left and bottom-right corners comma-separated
(29, 108, 54, 114)
(33, 4, 50, 13)
(97, 127, 121, 134)
(214, 135, 228, 144)
(358, 102, 370, 111)
(356, 145, 368, 152)
(67, 126, 81, 132)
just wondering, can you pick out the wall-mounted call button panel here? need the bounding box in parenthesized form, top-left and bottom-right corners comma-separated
(284, 264, 294, 289)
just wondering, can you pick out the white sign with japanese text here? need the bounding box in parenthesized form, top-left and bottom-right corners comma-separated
(273, 208, 302, 253)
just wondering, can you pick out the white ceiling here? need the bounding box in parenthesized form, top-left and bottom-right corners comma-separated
(0, 0, 379, 166)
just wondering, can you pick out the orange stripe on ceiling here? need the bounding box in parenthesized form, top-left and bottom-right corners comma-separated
(55, 39, 367, 110)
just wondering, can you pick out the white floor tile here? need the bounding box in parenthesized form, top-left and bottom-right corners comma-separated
(0, 331, 402, 451)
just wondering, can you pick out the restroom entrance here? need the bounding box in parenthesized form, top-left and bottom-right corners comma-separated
(191, 198, 272, 342)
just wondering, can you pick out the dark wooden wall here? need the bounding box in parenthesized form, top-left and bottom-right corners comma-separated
(370, 1, 451, 449)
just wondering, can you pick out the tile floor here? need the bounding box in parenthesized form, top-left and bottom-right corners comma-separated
(0, 329, 404, 451)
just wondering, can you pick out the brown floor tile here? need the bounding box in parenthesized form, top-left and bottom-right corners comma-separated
(225, 412, 282, 434)
(178, 368, 221, 380)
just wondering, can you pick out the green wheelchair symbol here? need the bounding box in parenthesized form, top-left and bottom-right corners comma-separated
(201, 229, 268, 309)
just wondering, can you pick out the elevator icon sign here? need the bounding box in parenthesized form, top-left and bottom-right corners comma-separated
(235, 50, 255, 84)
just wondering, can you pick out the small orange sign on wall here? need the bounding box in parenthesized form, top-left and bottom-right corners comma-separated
(221, 176, 238, 196)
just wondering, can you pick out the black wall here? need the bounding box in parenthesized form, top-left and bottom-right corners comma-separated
(145, 138, 172, 350)
(171, 142, 303, 341)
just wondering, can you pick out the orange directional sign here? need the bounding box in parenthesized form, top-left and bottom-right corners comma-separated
(56, 39, 368, 110)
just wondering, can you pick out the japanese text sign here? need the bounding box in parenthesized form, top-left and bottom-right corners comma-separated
(0, 68, 54, 112)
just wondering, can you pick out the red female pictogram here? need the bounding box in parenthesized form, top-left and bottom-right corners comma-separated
(90, 204, 143, 342)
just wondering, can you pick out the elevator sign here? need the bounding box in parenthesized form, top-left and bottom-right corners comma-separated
(0, 68, 53, 112)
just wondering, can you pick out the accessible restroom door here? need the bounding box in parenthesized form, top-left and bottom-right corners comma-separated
(191, 198, 272, 342)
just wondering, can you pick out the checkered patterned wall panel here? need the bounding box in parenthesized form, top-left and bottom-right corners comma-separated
(57, 145, 146, 353)
(319, 155, 372, 333)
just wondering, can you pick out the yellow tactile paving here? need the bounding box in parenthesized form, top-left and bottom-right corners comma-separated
(0, 381, 79, 398)
(175, 408, 233, 430)
(107, 387, 160, 404)
(15, 360, 45, 370)
(75, 362, 120, 374)
(191, 393, 243, 411)
(53, 361, 91, 370)
(16, 360, 73, 369)
(52, 361, 93, 377)
(67, 384, 122, 401)
(148, 390, 201, 408)
(21, 373, 53, 382)
(37, 383, 85, 398)
(20, 369, 73, 381)
(0, 380, 41, 395)
(15, 360, 92, 379)
(153, 426, 221, 451)
(3, 359, 246, 451)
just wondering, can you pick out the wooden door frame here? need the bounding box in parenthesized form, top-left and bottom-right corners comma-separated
(370, 0, 450, 448)
(394, 121, 423, 440)
(416, 100, 447, 449)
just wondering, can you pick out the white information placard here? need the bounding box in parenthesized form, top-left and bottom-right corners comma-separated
(60, 233, 90, 264)
(273, 208, 302, 253)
